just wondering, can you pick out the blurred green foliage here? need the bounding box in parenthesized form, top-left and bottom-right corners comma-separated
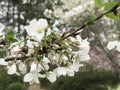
(7, 82, 25, 90)
(48, 70, 120, 90)
(0, 66, 25, 90)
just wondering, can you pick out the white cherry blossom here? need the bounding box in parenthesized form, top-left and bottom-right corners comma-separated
(24, 18, 50, 41)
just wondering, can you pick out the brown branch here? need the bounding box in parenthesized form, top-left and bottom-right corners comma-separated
(61, 4, 120, 40)
(5, 55, 28, 61)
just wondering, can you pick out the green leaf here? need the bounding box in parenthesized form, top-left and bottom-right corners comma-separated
(87, 16, 95, 25)
(5, 29, 18, 42)
(104, 2, 117, 10)
(6, 29, 14, 36)
(94, 0, 104, 8)
(106, 12, 119, 22)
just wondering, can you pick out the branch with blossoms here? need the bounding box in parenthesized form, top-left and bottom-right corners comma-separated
(3, 4, 120, 62)
(0, 18, 90, 84)
(0, 1, 120, 85)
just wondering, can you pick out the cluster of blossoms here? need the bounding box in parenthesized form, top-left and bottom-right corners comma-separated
(63, 1, 94, 19)
(0, 18, 90, 84)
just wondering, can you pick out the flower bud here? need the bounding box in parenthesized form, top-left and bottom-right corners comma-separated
(11, 46, 22, 55)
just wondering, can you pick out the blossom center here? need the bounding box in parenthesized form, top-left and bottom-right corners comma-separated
(36, 27, 42, 33)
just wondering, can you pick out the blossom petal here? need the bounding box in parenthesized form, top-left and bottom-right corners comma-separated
(38, 73, 46, 78)
(54, 67, 67, 77)
(24, 73, 34, 82)
(47, 71, 56, 83)
(7, 63, 17, 75)
(0, 58, 8, 66)
(42, 63, 49, 70)
(107, 41, 117, 50)
(33, 74, 40, 84)
(30, 61, 37, 72)
(81, 54, 90, 61)
(18, 62, 27, 74)
(67, 68, 74, 77)
(116, 42, 120, 52)
(42, 57, 50, 63)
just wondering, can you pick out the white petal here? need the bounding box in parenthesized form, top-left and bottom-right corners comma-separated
(42, 63, 49, 70)
(54, 67, 67, 77)
(81, 54, 90, 61)
(35, 32, 44, 41)
(107, 41, 117, 50)
(70, 60, 83, 72)
(24, 73, 34, 82)
(42, 57, 50, 63)
(7, 63, 17, 75)
(25, 25, 36, 36)
(30, 62, 37, 72)
(76, 35, 82, 43)
(38, 73, 46, 78)
(33, 74, 40, 84)
(38, 18, 48, 30)
(116, 42, 120, 52)
(47, 71, 56, 83)
(18, 62, 27, 74)
(0, 58, 8, 66)
(67, 68, 74, 77)
(36, 63, 42, 72)
(46, 28, 51, 36)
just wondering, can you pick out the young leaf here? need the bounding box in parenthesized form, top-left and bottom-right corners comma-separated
(87, 16, 95, 25)
(94, 0, 104, 8)
(104, 2, 117, 10)
(5, 29, 18, 42)
(106, 12, 119, 22)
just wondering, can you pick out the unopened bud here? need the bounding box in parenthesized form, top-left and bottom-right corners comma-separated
(61, 55, 68, 61)
(11, 46, 22, 55)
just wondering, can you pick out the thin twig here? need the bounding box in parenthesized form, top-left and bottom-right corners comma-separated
(61, 5, 120, 40)
(5, 55, 28, 61)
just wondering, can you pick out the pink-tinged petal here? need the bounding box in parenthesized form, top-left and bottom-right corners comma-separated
(30, 62, 37, 72)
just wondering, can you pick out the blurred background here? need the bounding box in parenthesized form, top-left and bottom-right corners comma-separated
(0, 0, 120, 90)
